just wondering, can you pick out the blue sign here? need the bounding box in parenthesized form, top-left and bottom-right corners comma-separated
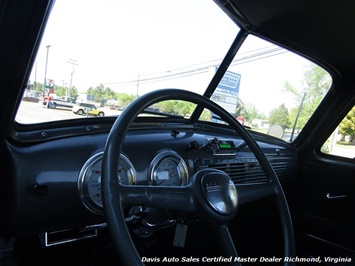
(212, 69, 241, 115)
(218, 70, 241, 91)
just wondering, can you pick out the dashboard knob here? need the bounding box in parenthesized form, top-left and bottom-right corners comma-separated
(189, 141, 200, 150)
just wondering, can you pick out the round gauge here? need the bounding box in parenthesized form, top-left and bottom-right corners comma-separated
(149, 150, 189, 186)
(78, 152, 136, 215)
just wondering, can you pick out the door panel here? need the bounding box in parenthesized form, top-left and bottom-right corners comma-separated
(294, 160, 355, 259)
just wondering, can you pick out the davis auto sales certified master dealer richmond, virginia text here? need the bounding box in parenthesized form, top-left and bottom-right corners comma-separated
(141, 256, 352, 263)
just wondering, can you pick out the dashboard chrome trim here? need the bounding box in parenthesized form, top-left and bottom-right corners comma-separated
(148, 149, 189, 186)
(77, 152, 136, 215)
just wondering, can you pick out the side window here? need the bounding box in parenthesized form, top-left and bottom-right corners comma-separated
(217, 35, 332, 141)
(321, 106, 355, 159)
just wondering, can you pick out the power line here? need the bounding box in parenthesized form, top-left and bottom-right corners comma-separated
(105, 46, 286, 86)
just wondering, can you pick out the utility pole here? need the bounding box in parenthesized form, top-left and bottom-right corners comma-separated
(43, 45, 51, 97)
(136, 73, 140, 99)
(62, 80, 67, 98)
(67, 58, 79, 97)
(290, 93, 306, 141)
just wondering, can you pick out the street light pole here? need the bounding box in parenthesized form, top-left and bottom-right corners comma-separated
(43, 45, 51, 97)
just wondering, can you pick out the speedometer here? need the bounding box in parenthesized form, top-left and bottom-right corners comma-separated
(78, 152, 136, 215)
(149, 150, 189, 186)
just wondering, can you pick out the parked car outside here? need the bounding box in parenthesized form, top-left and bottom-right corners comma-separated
(39, 96, 75, 109)
(72, 102, 105, 117)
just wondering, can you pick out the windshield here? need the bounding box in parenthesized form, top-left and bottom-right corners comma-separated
(16, 0, 332, 142)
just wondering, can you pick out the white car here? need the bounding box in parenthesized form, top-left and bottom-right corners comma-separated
(72, 102, 105, 117)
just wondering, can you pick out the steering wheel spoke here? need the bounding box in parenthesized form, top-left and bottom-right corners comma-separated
(215, 225, 238, 256)
(120, 184, 197, 212)
(102, 89, 295, 265)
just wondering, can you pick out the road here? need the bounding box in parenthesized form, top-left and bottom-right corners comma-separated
(330, 145, 355, 159)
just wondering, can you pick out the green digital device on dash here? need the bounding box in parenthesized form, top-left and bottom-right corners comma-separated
(218, 141, 234, 150)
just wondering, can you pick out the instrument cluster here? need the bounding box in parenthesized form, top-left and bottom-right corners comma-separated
(77, 149, 189, 215)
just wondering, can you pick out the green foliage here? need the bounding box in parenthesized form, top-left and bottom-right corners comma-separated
(157, 100, 178, 114)
(87, 84, 116, 105)
(30, 82, 78, 99)
(155, 100, 196, 116)
(288, 107, 307, 133)
(53, 85, 78, 99)
(284, 64, 331, 131)
(116, 93, 135, 108)
(200, 109, 212, 121)
(83, 86, 196, 116)
(268, 104, 290, 130)
(31, 82, 44, 96)
(235, 98, 265, 124)
(54, 85, 66, 96)
(339, 106, 355, 142)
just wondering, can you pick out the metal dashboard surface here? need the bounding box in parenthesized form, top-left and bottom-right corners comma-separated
(6, 125, 297, 234)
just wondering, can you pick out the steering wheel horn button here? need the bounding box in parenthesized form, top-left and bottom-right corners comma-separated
(201, 172, 238, 216)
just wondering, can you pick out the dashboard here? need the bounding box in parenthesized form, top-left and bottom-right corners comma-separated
(5, 122, 298, 246)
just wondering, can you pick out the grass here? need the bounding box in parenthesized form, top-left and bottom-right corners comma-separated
(337, 141, 355, 146)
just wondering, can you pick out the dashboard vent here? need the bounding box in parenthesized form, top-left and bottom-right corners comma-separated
(206, 157, 297, 185)
(207, 161, 268, 185)
(269, 157, 298, 180)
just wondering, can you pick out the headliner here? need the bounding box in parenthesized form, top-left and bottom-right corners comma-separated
(215, 0, 355, 77)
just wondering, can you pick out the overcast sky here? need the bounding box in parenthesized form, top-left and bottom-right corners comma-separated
(30, 0, 312, 115)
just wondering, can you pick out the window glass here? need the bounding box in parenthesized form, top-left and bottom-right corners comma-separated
(17, 0, 238, 124)
(220, 35, 332, 141)
(321, 106, 355, 159)
(16, 0, 333, 143)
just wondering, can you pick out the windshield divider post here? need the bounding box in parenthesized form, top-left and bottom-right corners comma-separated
(190, 29, 248, 122)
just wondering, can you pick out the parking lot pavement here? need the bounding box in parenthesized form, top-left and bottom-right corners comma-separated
(16, 101, 121, 124)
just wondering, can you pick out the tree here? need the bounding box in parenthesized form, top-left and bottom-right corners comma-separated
(284, 64, 331, 131)
(235, 98, 264, 125)
(86, 84, 107, 105)
(158, 100, 179, 114)
(51, 85, 77, 99)
(116, 93, 135, 108)
(103, 87, 116, 100)
(53, 85, 66, 96)
(339, 106, 355, 143)
(70, 86, 79, 100)
(176, 101, 196, 116)
(235, 98, 246, 117)
(152, 100, 196, 117)
(268, 104, 291, 130)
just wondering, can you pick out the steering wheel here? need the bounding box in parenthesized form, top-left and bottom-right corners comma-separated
(101, 89, 295, 265)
